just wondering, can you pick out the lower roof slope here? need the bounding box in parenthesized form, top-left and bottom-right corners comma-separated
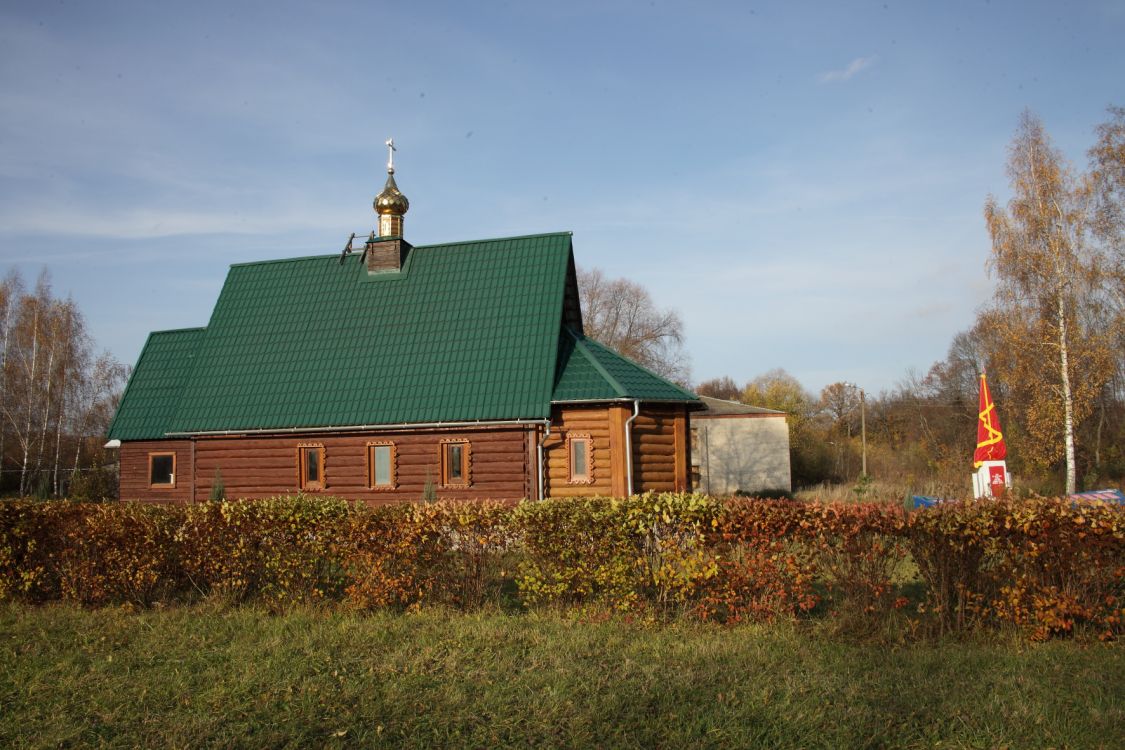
(552, 328, 699, 404)
(106, 328, 205, 440)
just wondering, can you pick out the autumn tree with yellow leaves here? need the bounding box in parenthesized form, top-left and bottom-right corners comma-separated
(984, 110, 1121, 494)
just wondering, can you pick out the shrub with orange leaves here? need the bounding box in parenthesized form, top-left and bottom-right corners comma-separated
(700, 499, 819, 623)
(176, 495, 352, 609)
(340, 503, 440, 611)
(986, 498, 1124, 640)
(55, 502, 182, 606)
(0, 493, 1119, 640)
(340, 500, 514, 611)
(808, 502, 908, 624)
(0, 501, 95, 602)
(905, 499, 1002, 635)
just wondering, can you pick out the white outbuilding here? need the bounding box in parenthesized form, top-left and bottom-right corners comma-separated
(691, 396, 792, 496)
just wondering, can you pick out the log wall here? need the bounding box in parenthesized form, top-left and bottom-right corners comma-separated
(544, 403, 692, 497)
(120, 440, 195, 503)
(632, 406, 691, 494)
(120, 426, 534, 504)
(543, 405, 623, 497)
(118, 405, 692, 503)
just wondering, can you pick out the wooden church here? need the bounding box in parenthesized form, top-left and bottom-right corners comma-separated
(107, 145, 701, 503)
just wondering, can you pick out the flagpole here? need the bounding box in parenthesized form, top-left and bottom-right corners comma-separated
(844, 382, 868, 478)
(860, 387, 867, 478)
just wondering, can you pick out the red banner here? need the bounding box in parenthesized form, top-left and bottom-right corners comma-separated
(973, 372, 1007, 467)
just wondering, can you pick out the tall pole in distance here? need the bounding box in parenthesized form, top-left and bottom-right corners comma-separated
(859, 387, 867, 478)
(845, 381, 868, 479)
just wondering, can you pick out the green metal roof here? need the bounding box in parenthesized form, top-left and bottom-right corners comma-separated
(109, 232, 698, 439)
(552, 328, 700, 404)
(107, 328, 205, 440)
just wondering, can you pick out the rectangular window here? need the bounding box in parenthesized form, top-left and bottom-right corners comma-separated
(298, 444, 324, 491)
(440, 439, 471, 487)
(567, 434, 594, 484)
(148, 452, 176, 487)
(367, 442, 396, 489)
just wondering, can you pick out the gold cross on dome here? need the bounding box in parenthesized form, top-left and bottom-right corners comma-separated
(386, 138, 396, 174)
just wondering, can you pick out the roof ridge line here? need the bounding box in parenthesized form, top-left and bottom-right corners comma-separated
(569, 329, 627, 398)
(229, 253, 341, 268)
(227, 232, 575, 268)
(148, 325, 207, 334)
(418, 231, 572, 249)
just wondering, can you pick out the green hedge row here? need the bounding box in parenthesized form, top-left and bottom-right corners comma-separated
(1, 494, 1121, 639)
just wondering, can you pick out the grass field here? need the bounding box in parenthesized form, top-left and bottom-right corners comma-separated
(2, 604, 1122, 749)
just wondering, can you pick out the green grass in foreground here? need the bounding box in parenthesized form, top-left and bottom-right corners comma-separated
(1, 604, 1122, 749)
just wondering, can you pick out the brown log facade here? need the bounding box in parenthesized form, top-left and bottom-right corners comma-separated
(121, 426, 535, 504)
(119, 404, 691, 503)
(119, 439, 195, 503)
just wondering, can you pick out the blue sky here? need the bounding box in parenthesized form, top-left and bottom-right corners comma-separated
(1, 0, 1122, 396)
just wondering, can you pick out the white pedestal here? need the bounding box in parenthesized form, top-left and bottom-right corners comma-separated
(972, 460, 1010, 499)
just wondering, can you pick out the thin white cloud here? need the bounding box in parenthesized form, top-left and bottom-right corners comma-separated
(0, 205, 355, 242)
(819, 56, 877, 84)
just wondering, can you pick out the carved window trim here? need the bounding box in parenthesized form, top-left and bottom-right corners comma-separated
(148, 452, 176, 488)
(366, 441, 398, 490)
(567, 433, 594, 485)
(439, 438, 471, 488)
(297, 443, 325, 491)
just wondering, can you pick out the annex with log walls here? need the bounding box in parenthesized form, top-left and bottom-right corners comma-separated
(119, 405, 692, 503)
(538, 403, 691, 499)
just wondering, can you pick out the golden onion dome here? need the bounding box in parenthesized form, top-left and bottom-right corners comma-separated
(374, 172, 409, 216)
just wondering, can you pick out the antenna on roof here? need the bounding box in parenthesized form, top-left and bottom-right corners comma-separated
(359, 230, 375, 265)
(338, 232, 357, 265)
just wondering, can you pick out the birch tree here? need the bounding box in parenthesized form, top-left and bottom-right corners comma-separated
(0, 271, 24, 491)
(984, 111, 1115, 493)
(0, 269, 127, 496)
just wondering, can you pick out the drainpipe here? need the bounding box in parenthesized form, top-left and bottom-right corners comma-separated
(702, 425, 711, 496)
(191, 438, 197, 502)
(537, 421, 551, 501)
(624, 400, 640, 496)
